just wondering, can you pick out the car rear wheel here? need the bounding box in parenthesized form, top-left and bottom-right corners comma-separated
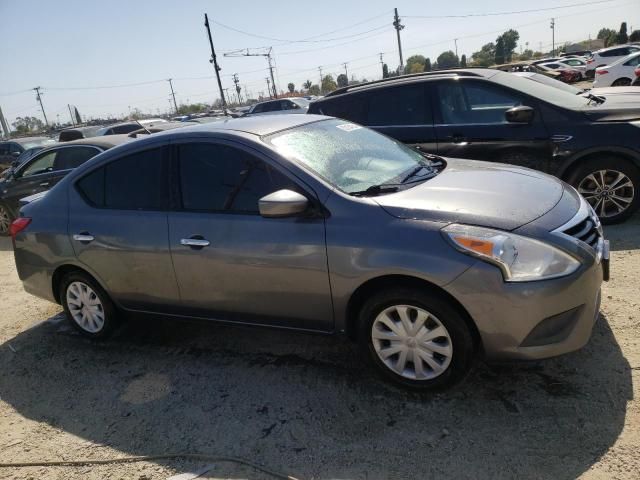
(358, 288, 474, 391)
(0, 204, 13, 236)
(567, 157, 640, 224)
(612, 78, 632, 86)
(60, 271, 118, 338)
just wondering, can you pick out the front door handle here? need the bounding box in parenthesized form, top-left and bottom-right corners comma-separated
(39, 182, 50, 187)
(451, 135, 468, 145)
(180, 237, 210, 248)
(73, 233, 94, 243)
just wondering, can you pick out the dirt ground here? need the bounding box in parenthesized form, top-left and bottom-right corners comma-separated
(0, 213, 639, 480)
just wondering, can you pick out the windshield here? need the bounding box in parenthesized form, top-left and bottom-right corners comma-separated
(491, 71, 591, 108)
(266, 119, 430, 194)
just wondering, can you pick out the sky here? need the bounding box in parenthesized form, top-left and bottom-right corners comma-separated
(1, 0, 638, 127)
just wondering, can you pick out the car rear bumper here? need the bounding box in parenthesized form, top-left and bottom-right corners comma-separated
(445, 254, 603, 361)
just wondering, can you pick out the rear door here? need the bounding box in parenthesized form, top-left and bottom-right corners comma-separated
(3, 149, 59, 214)
(363, 83, 438, 154)
(168, 140, 333, 331)
(69, 145, 180, 312)
(432, 78, 552, 171)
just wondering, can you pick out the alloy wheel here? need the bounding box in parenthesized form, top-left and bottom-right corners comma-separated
(66, 281, 105, 333)
(0, 206, 10, 235)
(577, 169, 635, 218)
(371, 304, 453, 380)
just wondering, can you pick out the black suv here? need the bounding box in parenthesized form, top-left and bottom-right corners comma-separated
(308, 69, 640, 223)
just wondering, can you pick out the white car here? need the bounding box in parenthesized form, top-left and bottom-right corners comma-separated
(593, 51, 640, 87)
(246, 98, 310, 116)
(540, 58, 588, 78)
(586, 44, 640, 77)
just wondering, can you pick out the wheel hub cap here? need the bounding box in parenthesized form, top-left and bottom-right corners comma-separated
(578, 169, 634, 218)
(371, 305, 453, 381)
(66, 281, 105, 333)
(0, 207, 10, 234)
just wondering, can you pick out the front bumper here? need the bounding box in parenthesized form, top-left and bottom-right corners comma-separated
(445, 252, 604, 361)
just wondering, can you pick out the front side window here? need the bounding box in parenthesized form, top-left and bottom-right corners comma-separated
(436, 81, 522, 125)
(178, 143, 293, 214)
(54, 146, 100, 171)
(266, 118, 429, 194)
(21, 151, 56, 177)
(76, 147, 167, 210)
(624, 55, 640, 67)
(9, 143, 22, 154)
(366, 84, 429, 126)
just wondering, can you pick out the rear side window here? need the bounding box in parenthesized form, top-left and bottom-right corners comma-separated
(366, 84, 430, 126)
(316, 95, 367, 123)
(54, 146, 100, 171)
(624, 55, 640, 66)
(178, 143, 294, 214)
(111, 124, 139, 134)
(77, 147, 167, 210)
(601, 48, 622, 57)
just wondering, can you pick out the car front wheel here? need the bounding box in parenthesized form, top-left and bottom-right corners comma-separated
(60, 271, 118, 338)
(0, 203, 13, 236)
(358, 288, 474, 391)
(568, 157, 639, 224)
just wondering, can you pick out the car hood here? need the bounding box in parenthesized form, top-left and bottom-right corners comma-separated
(581, 98, 640, 121)
(591, 87, 640, 96)
(373, 159, 565, 231)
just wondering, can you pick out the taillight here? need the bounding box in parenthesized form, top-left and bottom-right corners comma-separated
(596, 69, 608, 75)
(587, 58, 594, 63)
(635, 67, 640, 77)
(10, 217, 31, 238)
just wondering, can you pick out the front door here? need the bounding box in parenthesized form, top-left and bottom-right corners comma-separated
(433, 79, 552, 172)
(168, 141, 333, 331)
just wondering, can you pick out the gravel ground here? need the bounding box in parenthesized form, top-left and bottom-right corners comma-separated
(0, 213, 639, 480)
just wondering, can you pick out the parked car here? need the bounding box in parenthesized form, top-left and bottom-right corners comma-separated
(541, 58, 588, 78)
(96, 121, 160, 136)
(586, 44, 640, 78)
(537, 64, 582, 83)
(634, 66, 640, 86)
(561, 50, 592, 58)
(58, 125, 103, 142)
(531, 57, 563, 66)
(246, 98, 310, 116)
(0, 137, 56, 171)
(0, 146, 46, 181)
(0, 135, 130, 235)
(514, 71, 640, 100)
(10, 115, 608, 390)
(309, 69, 640, 223)
(593, 51, 640, 87)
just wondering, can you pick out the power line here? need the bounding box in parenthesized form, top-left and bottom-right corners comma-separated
(43, 79, 165, 91)
(404, 0, 616, 18)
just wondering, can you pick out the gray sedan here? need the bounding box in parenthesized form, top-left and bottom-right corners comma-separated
(11, 115, 607, 390)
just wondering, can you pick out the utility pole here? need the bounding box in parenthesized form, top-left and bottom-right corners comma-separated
(224, 47, 277, 98)
(204, 13, 228, 114)
(318, 66, 323, 94)
(167, 78, 178, 113)
(550, 18, 556, 57)
(343, 62, 349, 81)
(379, 52, 385, 78)
(454, 39, 458, 59)
(232, 73, 242, 104)
(67, 104, 76, 127)
(393, 8, 404, 72)
(267, 49, 277, 98)
(33, 87, 48, 126)
(265, 78, 272, 99)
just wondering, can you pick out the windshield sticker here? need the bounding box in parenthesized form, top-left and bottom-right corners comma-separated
(335, 123, 362, 132)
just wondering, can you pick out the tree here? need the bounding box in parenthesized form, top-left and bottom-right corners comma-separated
(336, 73, 348, 88)
(618, 22, 628, 44)
(460, 54, 467, 67)
(302, 80, 312, 90)
(287, 83, 295, 93)
(630, 30, 640, 42)
(308, 84, 320, 95)
(519, 49, 534, 60)
(382, 63, 389, 78)
(597, 27, 617, 47)
(11, 116, 45, 134)
(321, 74, 337, 93)
(494, 37, 506, 65)
(424, 58, 432, 72)
(437, 50, 459, 69)
(405, 54, 426, 74)
(497, 29, 520, 62)
(471, 42, 495, 67)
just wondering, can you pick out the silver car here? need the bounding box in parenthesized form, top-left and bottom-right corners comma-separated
(246, 98, 310, 116)
(11, 115, 608, 390)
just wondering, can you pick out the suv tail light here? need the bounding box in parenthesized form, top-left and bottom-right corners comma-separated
(596, 69, 608, 75)
(10, 217, 31, 238)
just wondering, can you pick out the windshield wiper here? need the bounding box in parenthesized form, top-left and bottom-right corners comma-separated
(585, 93, 605, 105)
(349, 184, 400, 197)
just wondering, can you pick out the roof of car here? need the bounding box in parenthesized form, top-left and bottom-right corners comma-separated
(8, 136, 53, 145)
(44, 134, 132, 150)
(152, 114, 326, 137)
(596, 44, 636, 53)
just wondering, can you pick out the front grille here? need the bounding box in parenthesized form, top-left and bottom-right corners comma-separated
(563, 215, 600, 249)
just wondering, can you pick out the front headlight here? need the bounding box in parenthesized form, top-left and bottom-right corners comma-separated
(442, 224, 580, 282)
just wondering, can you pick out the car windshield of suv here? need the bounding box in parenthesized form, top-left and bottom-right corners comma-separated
(491, 71, 594, 108)
(266, 119, 435, 194)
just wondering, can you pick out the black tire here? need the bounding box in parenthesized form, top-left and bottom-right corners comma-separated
(585, 69, 595, 79)
(0, 203, 13, 237)
(59, 271, 118, 339)
(357, 288, 475, 391)
(567, 156, 640, 224)
(612, 78, 632, 86)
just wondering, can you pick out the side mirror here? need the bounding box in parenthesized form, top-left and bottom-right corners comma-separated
(505, 106, 535, 124)
(259, 189, 309, 218)
(11, 151, 21, 157)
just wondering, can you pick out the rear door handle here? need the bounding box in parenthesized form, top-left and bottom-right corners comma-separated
(180, 238, 210, 248)
(451, 135, 468, 145)
(73, 233, 94, 243)
(39, 182, 50, 187)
